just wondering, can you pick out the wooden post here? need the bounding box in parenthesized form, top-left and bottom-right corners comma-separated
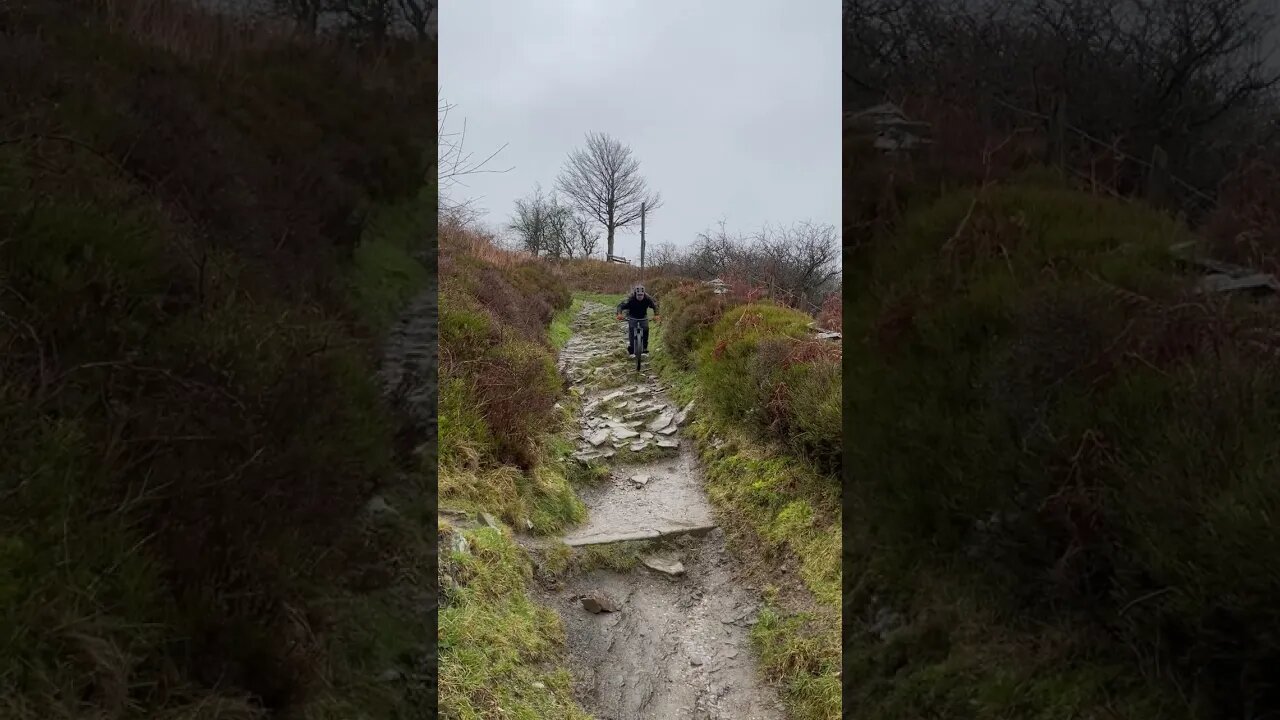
(639, 201, 646, 276)
(1146, 144, 1169, 207)
(1047, 92, 1067, 168)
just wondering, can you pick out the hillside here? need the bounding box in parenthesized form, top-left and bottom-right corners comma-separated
(436, 224, 841, 718)
(845, 167, 1280, 718)
(0, 2, 437, 717)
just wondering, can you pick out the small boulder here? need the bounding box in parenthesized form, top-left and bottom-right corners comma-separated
(581, 591, 619, 614)
(365, 495, 397, 516)
(642, 556, 685, 577)
(451, 534, 470, 555)
(675, 400, 696, 425)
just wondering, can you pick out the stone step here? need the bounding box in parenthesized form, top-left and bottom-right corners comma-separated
(563, 523, 718, 547)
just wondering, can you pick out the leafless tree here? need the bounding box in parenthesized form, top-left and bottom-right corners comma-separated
(673, 220, 840, 310)
(509, 185, 575, 257)
(395, 0, 435, 41)
(749, 222, 842, 307)
(273, 0, 330, 34)
(546, 201, 574, 259)
(556, 132, 662, 258)
(684, 220, 742, 279)
(438, 98, 511, 219)
(572, 214, 601, 258)
(330, 0, 396, 42)
(845, 0, 1280, 197)
(509, 184, 554, 256)
(647, 241, 680, 268)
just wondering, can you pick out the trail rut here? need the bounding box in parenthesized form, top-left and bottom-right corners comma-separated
(534, 301, 785, 720)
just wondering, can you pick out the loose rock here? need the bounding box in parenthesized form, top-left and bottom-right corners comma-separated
(647, 411, 675, 432)
(451, 534, 470, 555)
(643, 556, 685, 577)
(581, 591, 619, 614)
(365, 495, 397, 516)
(675, 400, 696, 425)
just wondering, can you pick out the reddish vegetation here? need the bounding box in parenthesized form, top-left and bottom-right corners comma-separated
(439, 220, 570, 469)
(1203, 154, 1280, 274)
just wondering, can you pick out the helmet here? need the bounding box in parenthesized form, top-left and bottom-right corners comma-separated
(633, 284, 646, 294)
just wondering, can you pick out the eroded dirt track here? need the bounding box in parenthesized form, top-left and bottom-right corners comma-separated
(538, 302, 784, 720)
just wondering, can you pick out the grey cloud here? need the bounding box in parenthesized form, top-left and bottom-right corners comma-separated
(440, 0, 840, 260)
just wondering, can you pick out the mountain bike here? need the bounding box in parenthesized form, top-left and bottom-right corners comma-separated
(618, 315, 656, 373)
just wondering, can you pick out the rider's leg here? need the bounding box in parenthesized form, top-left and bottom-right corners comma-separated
(626, 317, 636, 355)
(641, 319, 650, 353)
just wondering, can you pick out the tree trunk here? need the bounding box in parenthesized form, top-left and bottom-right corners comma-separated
(606, 204, 615, 257)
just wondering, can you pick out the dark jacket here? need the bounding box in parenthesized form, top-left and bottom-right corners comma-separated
(618, 293, 658, 319)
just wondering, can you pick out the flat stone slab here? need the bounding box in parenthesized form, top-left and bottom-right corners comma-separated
(647, 412, 675, 432)
(563, 523, 719, 547)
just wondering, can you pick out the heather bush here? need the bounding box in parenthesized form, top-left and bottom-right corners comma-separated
(848, 180, 1280, 717)
(0, 1, 436, 714)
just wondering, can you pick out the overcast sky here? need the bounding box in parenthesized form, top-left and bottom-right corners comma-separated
(439, 1, 840, 261)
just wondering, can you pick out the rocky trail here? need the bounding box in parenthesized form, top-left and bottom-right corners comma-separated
(531, 302, 785, 720)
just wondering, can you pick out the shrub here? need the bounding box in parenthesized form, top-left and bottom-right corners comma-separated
(848, 180, 1280, 717)
(438, 231, 571, 471)
(0, 2, 436, 714)
(660, 282, 734, 368)
(697, 304, 842, 475)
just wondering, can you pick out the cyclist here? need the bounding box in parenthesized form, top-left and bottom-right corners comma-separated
(616, 284, 659, 357)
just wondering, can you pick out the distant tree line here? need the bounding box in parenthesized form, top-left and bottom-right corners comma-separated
(845, 0, 1280, 212)
(195, 0, 436, 43)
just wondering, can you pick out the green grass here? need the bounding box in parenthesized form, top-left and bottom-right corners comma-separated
(438, 528, 591, 720)
(347, 187, 434, 332)
(549, 298, 579, 350)
(438, 460, 586, 537)
(531, 540, 649, 583)
(574, 291, 622, 308)
(438, 239, 592, 718)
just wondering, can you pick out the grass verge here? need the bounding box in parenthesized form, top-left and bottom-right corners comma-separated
(438, 527, 590, 720)
(649, 319, 842, 720)
(437, 225, 591, 718)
